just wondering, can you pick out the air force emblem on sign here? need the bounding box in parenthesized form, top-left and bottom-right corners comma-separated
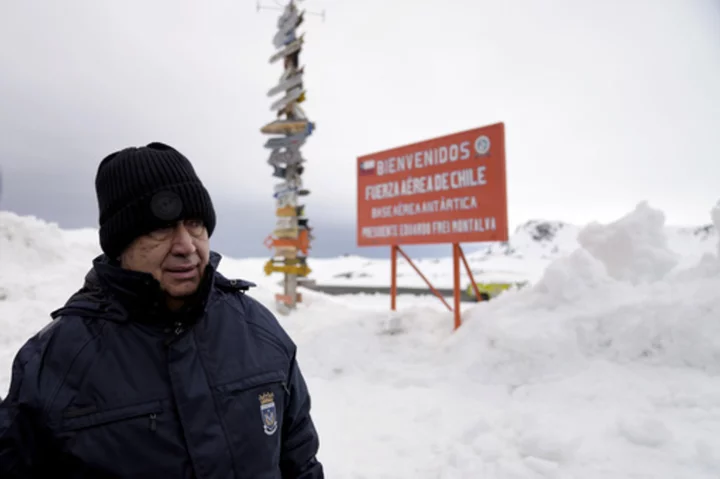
(474, 135, 491, 157)
(259, 392, 278, 436)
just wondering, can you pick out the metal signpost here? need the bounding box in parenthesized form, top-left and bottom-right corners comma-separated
(259, 0, 324, 314)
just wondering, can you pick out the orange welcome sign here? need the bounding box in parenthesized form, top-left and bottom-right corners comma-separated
(356, 122, 509, 247)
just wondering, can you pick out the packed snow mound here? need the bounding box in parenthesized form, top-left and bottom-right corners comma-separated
(0, 211, 100, 266)
(533, 248, 614, 303)
(1, 211, 71, 267)
(448, 201, 720, 385)
(577, 201, 679, 284)
(0, 211, 100, 301)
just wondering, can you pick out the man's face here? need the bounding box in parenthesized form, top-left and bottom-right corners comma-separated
(120, 219, 210, 309)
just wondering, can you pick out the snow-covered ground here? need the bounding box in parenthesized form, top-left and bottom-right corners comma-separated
(1, 201, 720, 478)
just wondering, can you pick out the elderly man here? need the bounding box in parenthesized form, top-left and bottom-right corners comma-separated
(0, 142, 323, 478)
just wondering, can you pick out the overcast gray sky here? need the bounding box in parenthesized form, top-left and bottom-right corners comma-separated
(1, 0, 718, 259)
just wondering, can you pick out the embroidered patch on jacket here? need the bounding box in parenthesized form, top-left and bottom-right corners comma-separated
(259, 391, 278, 436)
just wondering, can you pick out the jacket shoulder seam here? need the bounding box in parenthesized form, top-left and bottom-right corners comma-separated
(43, 318, 108, 414)
(217, 292, 293, 359)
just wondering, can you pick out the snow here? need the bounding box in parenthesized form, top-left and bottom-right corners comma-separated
(1, 201, 720, 478)
(577, 201, 679, 284)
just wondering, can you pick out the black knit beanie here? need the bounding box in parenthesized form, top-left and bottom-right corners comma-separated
(95, 142, 216, 258)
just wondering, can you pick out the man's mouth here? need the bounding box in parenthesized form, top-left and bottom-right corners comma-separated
(165, 265, 197, 279)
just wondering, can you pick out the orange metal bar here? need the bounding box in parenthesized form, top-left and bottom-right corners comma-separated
(458, 244, 483, 301)
(390, 245, 398, 311)
(452, 243, 461, 329)
(396, 246, 452, 312)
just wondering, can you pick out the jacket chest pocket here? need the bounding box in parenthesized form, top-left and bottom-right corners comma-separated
(215, 369, 288, 475)
(60, 400, 164, 433)
(55, 399, 187, 476)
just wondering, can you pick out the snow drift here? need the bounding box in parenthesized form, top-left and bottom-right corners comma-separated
(1, 203, 720, 478)
(0, 212, 100, 301)
(448, 202, 720, 383)
(428, 202, 720, 478)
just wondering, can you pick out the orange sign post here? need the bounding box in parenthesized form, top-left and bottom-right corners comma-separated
(356, 122, 509, 329)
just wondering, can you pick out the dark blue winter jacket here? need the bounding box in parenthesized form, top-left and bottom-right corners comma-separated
(0, 252, 323, 478)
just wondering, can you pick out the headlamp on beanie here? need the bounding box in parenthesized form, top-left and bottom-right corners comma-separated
(94, 142, 216, 259)
(150, 190, 184, 222)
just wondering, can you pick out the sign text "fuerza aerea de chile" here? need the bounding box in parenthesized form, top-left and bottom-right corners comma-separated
(365, 166, 487, 200)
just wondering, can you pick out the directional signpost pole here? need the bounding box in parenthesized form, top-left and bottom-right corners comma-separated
(259, 0, 323, 315)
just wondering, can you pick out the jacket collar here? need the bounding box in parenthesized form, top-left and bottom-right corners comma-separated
(51, 251, 256, 325)
(93, 252, 222, 326)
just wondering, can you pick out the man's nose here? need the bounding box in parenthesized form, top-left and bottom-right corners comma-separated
(170, 223, 196, 255)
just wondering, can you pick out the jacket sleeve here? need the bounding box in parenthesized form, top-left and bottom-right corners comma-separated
(280, 353, 323, 479)
(0, 338, 49, 477)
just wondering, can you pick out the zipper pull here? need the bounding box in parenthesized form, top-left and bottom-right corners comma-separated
(164, 321, 186, 346)
(149, 413, 157, 432)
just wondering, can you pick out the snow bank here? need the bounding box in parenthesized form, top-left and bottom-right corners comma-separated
(577, 201, 679, 283)
(450, 202, 720, 384)
(0, 211, 100, 301)
(0, 211, 101, 386)
(428, 203, 720, 478)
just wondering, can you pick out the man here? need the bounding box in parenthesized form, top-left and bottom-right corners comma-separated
(0, 142, 323, 478)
